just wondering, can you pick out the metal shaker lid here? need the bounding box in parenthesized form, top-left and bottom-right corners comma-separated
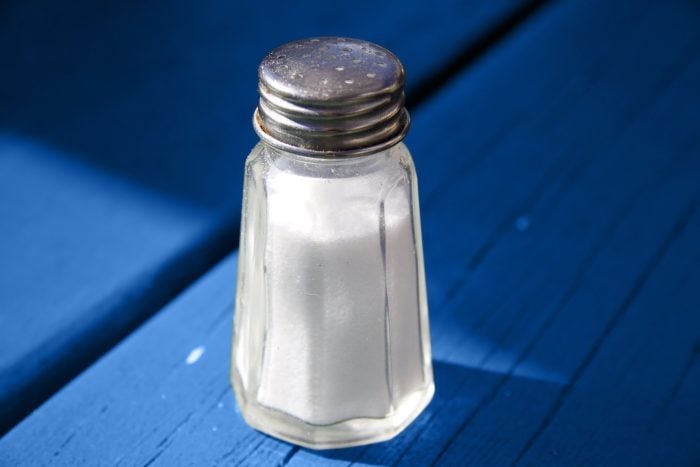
(254, 37, 410, 156)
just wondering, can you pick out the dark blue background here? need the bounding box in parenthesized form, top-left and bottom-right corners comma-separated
(1, 0, 699, 465)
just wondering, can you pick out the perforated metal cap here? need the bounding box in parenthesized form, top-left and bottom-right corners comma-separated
(254, 37, 410, 156)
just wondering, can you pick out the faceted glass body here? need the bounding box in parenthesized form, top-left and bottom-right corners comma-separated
(231, 142, 433, 449)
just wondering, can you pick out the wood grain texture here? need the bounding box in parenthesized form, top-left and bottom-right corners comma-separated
(2, 0, 700, 465)
(0, 0, 539, 434)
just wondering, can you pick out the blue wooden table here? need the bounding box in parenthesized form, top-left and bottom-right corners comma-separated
(1, 0, 699, 465)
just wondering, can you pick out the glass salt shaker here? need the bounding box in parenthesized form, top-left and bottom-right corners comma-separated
(231, 37, 434, 449)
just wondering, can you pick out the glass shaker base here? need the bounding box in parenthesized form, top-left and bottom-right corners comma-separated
(231, 370, 435, 450)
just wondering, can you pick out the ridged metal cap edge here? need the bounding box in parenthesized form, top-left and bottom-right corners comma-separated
(254, 37, 410, 157)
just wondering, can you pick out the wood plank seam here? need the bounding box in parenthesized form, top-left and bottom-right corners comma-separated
(511, 198, 698, 465)
(428, 138, 700, 466)
(653, 342, 700, 423)
(427, 127, 581, 311)
(418, 74, 631, 315)
(417, 52, 700, 463)
(432, 191, 688, 465)
(280, 447, 301, 467)
(426, 178, 676, 465)
(407, 0, 552, 109)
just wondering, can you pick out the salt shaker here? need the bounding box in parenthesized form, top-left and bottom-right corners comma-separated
(231, 37, 434, 449)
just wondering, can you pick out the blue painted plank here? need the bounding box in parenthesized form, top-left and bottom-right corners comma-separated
(429, 161, 700, 466)
(518, 208, 700, 465)
(0, 0, 538, 433)
(0, 255, 242, 466)
(0, 137, 226, 434)
(399, 0, 700, 465)
(3, 0, 700, 465)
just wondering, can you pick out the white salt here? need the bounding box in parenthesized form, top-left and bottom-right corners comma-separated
(255, 156, 425, 425)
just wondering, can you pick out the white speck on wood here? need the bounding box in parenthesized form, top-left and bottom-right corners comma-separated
(186, 346, 205, 365)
